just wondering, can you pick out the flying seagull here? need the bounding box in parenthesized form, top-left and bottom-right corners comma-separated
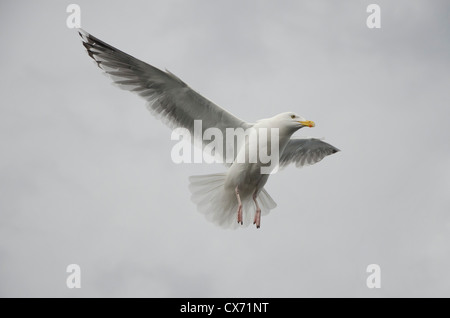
(78, 29, 339, 229)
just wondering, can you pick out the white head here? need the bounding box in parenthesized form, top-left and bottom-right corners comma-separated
(270, 112, 315, 133)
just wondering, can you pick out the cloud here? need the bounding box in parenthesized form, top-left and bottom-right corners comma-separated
(0, 0, 449, 297)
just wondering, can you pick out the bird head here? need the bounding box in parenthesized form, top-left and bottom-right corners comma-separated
(271, 112, 315, 133)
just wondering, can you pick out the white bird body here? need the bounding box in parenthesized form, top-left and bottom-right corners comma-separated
(78, 29, 340, 229)
(224, 115, 293, 193)
(190, 113, 313, 228)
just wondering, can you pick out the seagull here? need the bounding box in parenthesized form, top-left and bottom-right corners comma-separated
(78, 29, 339, 229)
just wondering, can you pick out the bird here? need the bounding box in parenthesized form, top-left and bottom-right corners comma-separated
(78, 29, 339, 229)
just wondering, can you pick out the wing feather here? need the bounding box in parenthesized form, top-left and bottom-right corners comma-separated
(280, 138, 340, 168)
(78, 29, 250, 160)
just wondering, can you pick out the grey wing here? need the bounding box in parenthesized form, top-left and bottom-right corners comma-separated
(279, 138, 340, 168)
(78, 29, 250, 147)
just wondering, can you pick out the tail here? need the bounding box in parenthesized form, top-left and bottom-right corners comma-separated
(188, 173, 277, 229)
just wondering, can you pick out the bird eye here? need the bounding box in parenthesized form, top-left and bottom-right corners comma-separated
(291, 115, 296, 119)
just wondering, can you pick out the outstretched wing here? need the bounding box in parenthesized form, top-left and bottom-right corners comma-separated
(78, 29, 250, 156)
(279, 138, 340, 168)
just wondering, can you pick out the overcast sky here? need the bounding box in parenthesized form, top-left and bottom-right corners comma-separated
(0, 0, 449, 297)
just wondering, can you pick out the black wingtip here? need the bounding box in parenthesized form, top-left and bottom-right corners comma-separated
(77, 28, 89, 39)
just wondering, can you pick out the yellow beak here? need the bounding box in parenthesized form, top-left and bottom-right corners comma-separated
(299, 120, 315, 128)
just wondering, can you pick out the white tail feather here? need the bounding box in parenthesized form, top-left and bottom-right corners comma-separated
(188, 173, 277, 229)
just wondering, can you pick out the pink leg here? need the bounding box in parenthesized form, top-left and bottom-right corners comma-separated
(235, 186, 243, 225)
(253, 191, 261, 229)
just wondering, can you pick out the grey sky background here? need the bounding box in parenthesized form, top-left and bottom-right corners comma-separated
(0, 0, 449, 297)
